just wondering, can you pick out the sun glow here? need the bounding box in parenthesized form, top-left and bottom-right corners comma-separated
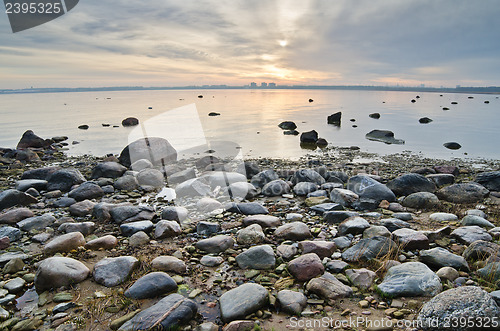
(278, 40, 288, 47)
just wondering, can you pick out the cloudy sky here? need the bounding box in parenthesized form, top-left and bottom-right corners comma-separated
(1, 0, 499, 88)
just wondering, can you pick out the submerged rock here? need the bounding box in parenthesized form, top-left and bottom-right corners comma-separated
(365, 130, 404, 144)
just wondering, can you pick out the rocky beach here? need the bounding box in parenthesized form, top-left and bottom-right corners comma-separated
(0, 129, 499, 331)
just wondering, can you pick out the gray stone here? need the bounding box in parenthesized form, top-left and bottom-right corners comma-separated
(196, 197, 223, 213)
(277, 290, 307, 315)
(377, 262, 442, 297)
(15, 179, 47, 192)
(46, 169, 86, 192)
(44, 232, 86, 254)
(466, 209, 487, 219)
(363, 225, 391, 239)
(68, 182, 104, 201)
(196, 235, 234, 253)
(161, 206, 188, 222)
(110, 205, 155, 224)
(475, 171, 500, 191)
(58, 222, 95, 236)
(291, 169, 325, 186)
(435, 267, 460, 282)
(293, 182, 318, 196)
(323, 211, 359, 224)
(85, 235, 118, 250)
(200, 255, 224, 267)
(306, 272, 353, 303)
(262, 179, 290, 196)
(155, 220, 182, 239)
(34, 257, 90, 292)
(329, 188, 359, 207)
(0, 226, 21, 242)
(276, 244, 298, 260)
(392, 228, 429, 250)
(250, 170, 279, 189)
(242, 215, 281, 228)
(338, 216, 370, 236)
(203, 171, 247, 189)
(21, 166, 60, 180)
(0, 189, 37, 211)
(462, 240, 500, 262)
(113, 175, 139, 191)
(342, 236, 398, 262)
(274, 222, 312, 240)
(345, 268, 376, 290)
(309, 203, 343, 214)
(237, 224, 265, 245)
(93, 256, 139, 287)
(402, 192, 439, 209)
(417, 286, 500, 331)
(137, 168, 164, 188)
(419, 247, 469, 271)
(347, 175, 395, 203)
(118, 137, 177, 168)
(168, 168, 196, 185)
(451, 226, 492, 245)
(429, 212, 458, 222)
(125, 272, 177, 299)
(225, 182, 259, 200)
(0, 252, 30, 264)
(219, 283, 268, 322)
(425, 174, 455, 187)
(477, 262, 500, 285)
(225, 202, 268, 215)
(129, 231, 150, 247)
(0, 207, 34, 224)
(325, 260, 349, 273)
(461, 215, 494, 228)
(120, 220, 154, 237)
(175, 178, 211, 197)
(307, 189, 328, 198)
(378, 218, 411, 232)
(392, 212, 413, 221)
(91, 162, 126, 179)
(152, 256, 187, 274)
(236, 245, 275, 270)
(387, 173, 436, 196)
(118, 294, 196, 331)
(4, 277, 25, 294)
(333, 236, 352, 249)
(17, 213, 55, 232)
(437, 182, 489, 204)
(69, 200, 95, 217)
(196, 221, 220, 235)
(490, 290, 500, 306)
(288, 253, 324, 281)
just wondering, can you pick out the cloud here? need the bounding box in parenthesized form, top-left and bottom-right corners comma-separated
(1, 0, 499, 88)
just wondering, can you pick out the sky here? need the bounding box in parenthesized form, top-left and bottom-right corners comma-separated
(1, 0, 500, 89)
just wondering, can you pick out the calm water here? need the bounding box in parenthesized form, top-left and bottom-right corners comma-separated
(0, 89, 498, 160)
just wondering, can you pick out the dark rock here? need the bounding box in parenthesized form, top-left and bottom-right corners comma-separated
(0, 189, 37, 211)
(310, 203, 343, 215)
(69, 200, 95, 217)
(475, 171, 500, 191)
(433, 165, 459, 176)
(387, 173, 436, 196)
(225, 202, 268, 215)
(17, 213, 55, 232)
(155, 220, 182, 239)
(15, 179, 47, 192)
(236, 245, 275, 270)
(274, 222, 311, 240)
(124, 272, 177, 299)
(477, 262, 500, 285)
(118, 137, 177, 168)
(91, 162, 126, 179)
(402, 192, 439, 209)
(426, 174, 455, 187)
(278, 121, 297, 130)
(420, 247, 469, 271)
(47, 169, 86, 192)
(300, 130, 318, 143)
(68, 182, 104, 201)
(392, 228, 429, 250)
(377, 262, 441, 297)
(419, 117, 433, 124)
(196, 221, 220, 235)
(110, 205, 155, 224)
(120, 221, 154, 237)
(316, 138, 328, 147)
(462, 240, 500, 262)
(113, 175, 139, 191)
(437, 182, 489, 203)
(325, 260, 349, 273)
(451, 226, 492, 245)
(417, 286, 500, 331)
(250, 170, 279, 189)
(262, 179, 290, 196)
(93, 256, 139, 287)
(329, 188, 359, 207)
(378, 218, 411, 232)
(118, 294, 197, 330)
(277, 290, 307, 315)
(208, 112, 220, 116)
(291, 169, 325, 186)
(34, 257, 90, 292)
(342, 236, 398, 262)
(121, 117, 139, 126)
(327, 112, 342, 124)
(323, 211, 359, 224)
(369, 113, 381, 119)
(16, 130, 51, 149)
(338, 217, 370, 236)
(365, 130, 404, 144)
(219, 283, 268, 322)
(78, 125, 89, 130)
(443, 142, 461, 150)
(196, 235, 234, 253)
(22, 166, 60, 180)
(293, 182, 318, 196)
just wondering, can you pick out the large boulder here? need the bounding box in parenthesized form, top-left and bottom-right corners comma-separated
(475, 171, 500, 192)
(377, 262, 442, 297)
(300, 130, 318, 143)
(417, 286, 500, 331)
(118, 293, 197, 331)
(219, 283, 268, 322)
(387, 173, 436, 196)
(16, 130, 51, 149)
(34, 257, 90, 292)
(118, 137, 177, 168)
(46, 169, 86, 192)
(347, 175, 396, 203)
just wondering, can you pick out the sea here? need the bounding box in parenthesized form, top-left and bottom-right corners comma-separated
(0, 89, 498, 161)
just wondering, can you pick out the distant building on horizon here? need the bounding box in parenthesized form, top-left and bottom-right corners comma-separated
(261, 82, 268, 88)
(250, 82, 257, 88)
(269, 82, 276, 88)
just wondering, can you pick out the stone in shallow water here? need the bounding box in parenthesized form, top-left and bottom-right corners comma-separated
(219, 283, 268, 322)
(377, 262, 442, 298)
(119, 293, 196, 330)
(93, 256, 139, 287)
(417, 286, 500, 331)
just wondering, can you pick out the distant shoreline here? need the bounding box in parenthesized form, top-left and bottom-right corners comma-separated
(1, 85, 500, 95)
